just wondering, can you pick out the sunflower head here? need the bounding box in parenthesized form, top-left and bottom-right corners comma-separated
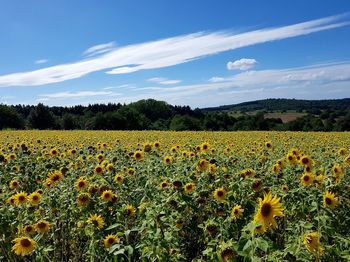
(100, 190, 114, 202)
(300, 173, 314, 187)
(253, 191, 284, 232)
(28, 192, 41, 205)
(103, 234, 120, 248)
(213, 187, 227, 202)
(35, 220, 51, 233)
(304, 232, 323, 255)
(77, 193, 90, 207)
(323, 191, 339, 209)
(14, 191, 28, 205)
(184, 182, 195, 194)
(87, 214, 104, 230)
(12, 237, 36, 256)
(231, 205, 244, 220)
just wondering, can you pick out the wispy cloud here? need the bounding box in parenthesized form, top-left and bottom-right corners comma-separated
(35, 59, 48, 64)
(0, 13, 349, 87)
(39, 90, 120, 99)
(147, 77, 182, 85)
(83, 41, 116, 57)
(227, 58, 257, 70)
(125, 61, 350, 107)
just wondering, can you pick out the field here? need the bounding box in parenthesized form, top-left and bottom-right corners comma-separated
(0, 130, 349, 261)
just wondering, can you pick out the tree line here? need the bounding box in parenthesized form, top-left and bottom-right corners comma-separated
(0, 99, 349, 131)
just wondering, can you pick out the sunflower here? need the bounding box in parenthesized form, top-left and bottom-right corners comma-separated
(300, 173, 314, 187)
(77, 193, 90, 207)
(14, 191, 27, 205)
(345, 155, 350, 165)
(23, 225, 36, 235)
(126, 205, 136, 216)
(103, 234, 120, 248)
(100, 190, 114, 202)
(300, 155, 312, 167)
(231, 205, 244, 220)
(50, 148, 59, 156)
(87, 214, 104, 230)
(213, 187, 227, 202)
(35, 220, 51, 233)
(28, 192, 41, 205)
(197, 159, 209, 172)
(154, 141, 160, 148)
(184, 182, 195, 194)
(12, 237, 36, 256)
(253, 191, 284, 232)
(332, 164, 344, 183)
(201, 142, 209, 152)
(96, 153, 104, 162)
(209, 164, 217, 174)
(163, 155, 173, 165)
(94, 165, 104, 175)
(114, 173, 124, 184)
(281, 184, 288, 192)
(160, 181, 168, 189)
(286, 153, 297, 165)
(143, 142, 152, 152)
(304, 232, 322, 254)
(134, 150, 144, 161)
(252, 180, 263, 192)
(265, 141, 273, 150)
(106, 163, 114, 172)
(9, 179, 20, 189)
(48, 170, 64, 185)
(75, 177, 88, 191)
(323, 191, 339, 209)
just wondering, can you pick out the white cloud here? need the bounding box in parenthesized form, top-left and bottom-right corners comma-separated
(83, 41, 116, 57)
(147, 77, 181, 85)
(35, 59, 48, 64)
(227, 58, 257, 70)
(0, 13, 349, 87)
(39, 90, 120, 99)
(208, 77, 228, 83)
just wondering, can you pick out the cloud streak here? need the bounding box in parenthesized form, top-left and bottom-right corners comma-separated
(0, 13, 349, 87)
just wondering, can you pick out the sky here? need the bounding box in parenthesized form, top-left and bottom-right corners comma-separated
(0, 0, 350, 108)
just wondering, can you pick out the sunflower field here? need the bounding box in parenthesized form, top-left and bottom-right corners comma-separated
(0, 130, 349, 261)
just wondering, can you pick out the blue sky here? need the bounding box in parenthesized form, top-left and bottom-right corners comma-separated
(0, 0, 350, 108)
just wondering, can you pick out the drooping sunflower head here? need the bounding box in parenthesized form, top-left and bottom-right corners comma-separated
(323, 191, 339, 209)
(304, 232, 322, 254)
(103, 234, 120, 248)
(231, 205, 244, 220)
(126, 205, 136, 216)
(87, 214, 104, 230)
(77, 193, 90, 207)
(213, 187, 227, 202)
(12, 237, 36, 256)
(252, 180, 263, 192)
(253, 191, 284, 232)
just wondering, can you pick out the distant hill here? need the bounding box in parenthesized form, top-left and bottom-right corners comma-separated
(202, 98, 350, 113)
